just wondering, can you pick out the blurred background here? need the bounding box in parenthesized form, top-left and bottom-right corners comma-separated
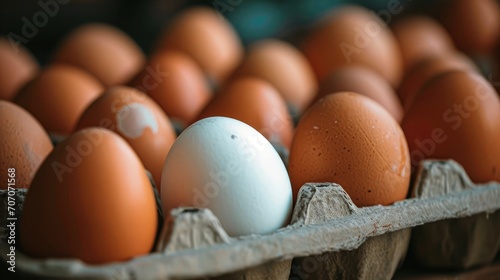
(0, 0, 435, 64)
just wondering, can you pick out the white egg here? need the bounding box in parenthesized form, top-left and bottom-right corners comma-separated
(161, 116, 293, 236)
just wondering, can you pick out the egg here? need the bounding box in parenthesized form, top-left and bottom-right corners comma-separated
(195, 77, 293, 149)
(231, 39, 317, 114)
(288, 92, 410, 207)
(402, 70, 500, 183)
(316, 66, 403, 122)
(0, 37, 39, 100)
(0, 101, 52, 189)
(20, 128, 157, 264)
(161, 117, 293, 236)
(14, 64, 104, 136)
(302, 5, 403, 87)
(131, 51, 211, 126)
(53, 23, 146, 86)
(156, 7, 243, 84)
(75, 86, 176, 188)
(440, 0, 500, 54)
(398, 52, 478, 111)
(391, 16, 454, 71)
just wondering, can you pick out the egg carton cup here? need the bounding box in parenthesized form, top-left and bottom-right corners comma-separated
(1, 160, 500, 279)
(410, 161, 500, 269)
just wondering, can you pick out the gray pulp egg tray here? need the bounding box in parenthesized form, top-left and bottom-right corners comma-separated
(1, 160, 500, 280)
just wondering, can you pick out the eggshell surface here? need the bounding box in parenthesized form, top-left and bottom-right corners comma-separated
(53, 23, 145, 86)
(391, 16, 454, 71)
(14, 64, 104, 136)
(0, 101, 52, 189)
(75, 86, 176, 188)
(398, 53, 478, 111)
(302, 5, 403, 87)
(131, 51, 211, 125)
(231, 39, 317, 113)
(402, 71, 500, 183)
(20, 128, 157, 264)
(161, 117, 293, 236)
(0, 37, 39, 100)
(195, 77, 293, 149)
(440, 0, 500, 54)
(316, 66, 403, 122)
(289, 92, 410, 207)
(156, 7, 243, 83)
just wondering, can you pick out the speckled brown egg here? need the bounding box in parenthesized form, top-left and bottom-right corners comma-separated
(75, 86, 176, 188)
(156, 7, 243, 84)
(195, 77, 293, 149)
(231, 39, 317, 114)
(0, 101, 52, 189)
(391, 16, 454, 71)
(316, 66, 403, 122)
(53, 23, 146, 86)
(288, 92, 410, 207)
(14, 64, 104, 136)
(0, 37, 39, 100)
(131, 51, 211, 126)
(440, 0, 500, 54)
(302, 5, 403, 87)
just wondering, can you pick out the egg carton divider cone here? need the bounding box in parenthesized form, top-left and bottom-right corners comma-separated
(410, 160, 500, 270)
(1, 160, 500, 279)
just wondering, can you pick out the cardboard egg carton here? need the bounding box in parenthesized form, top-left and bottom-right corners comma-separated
(394, 260, 500, 279)
(1, 160, 500, 279)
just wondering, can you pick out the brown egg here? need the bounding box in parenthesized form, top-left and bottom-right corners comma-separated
(316, 66, 403, 122)
(289, 92, 410, 207)
(391, 16, 454, 71)
(0, 37, 39, 100)
(14, 64, 104, 136)
(440, 0, 500, 54)
(302, 5, 403, 87)
(75, 86, 176, 188)
(20, 128, 157, 264)
(398, 52, 478, 111)
(0, 101, 52, 189)
(156, 7, 243, 84)
(231, 39, 317, 114)
(195, 77, 293, 149)
(131, 51, 211, 126)
(53, 23, 146, 86)
(402, 71, 500, 183)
